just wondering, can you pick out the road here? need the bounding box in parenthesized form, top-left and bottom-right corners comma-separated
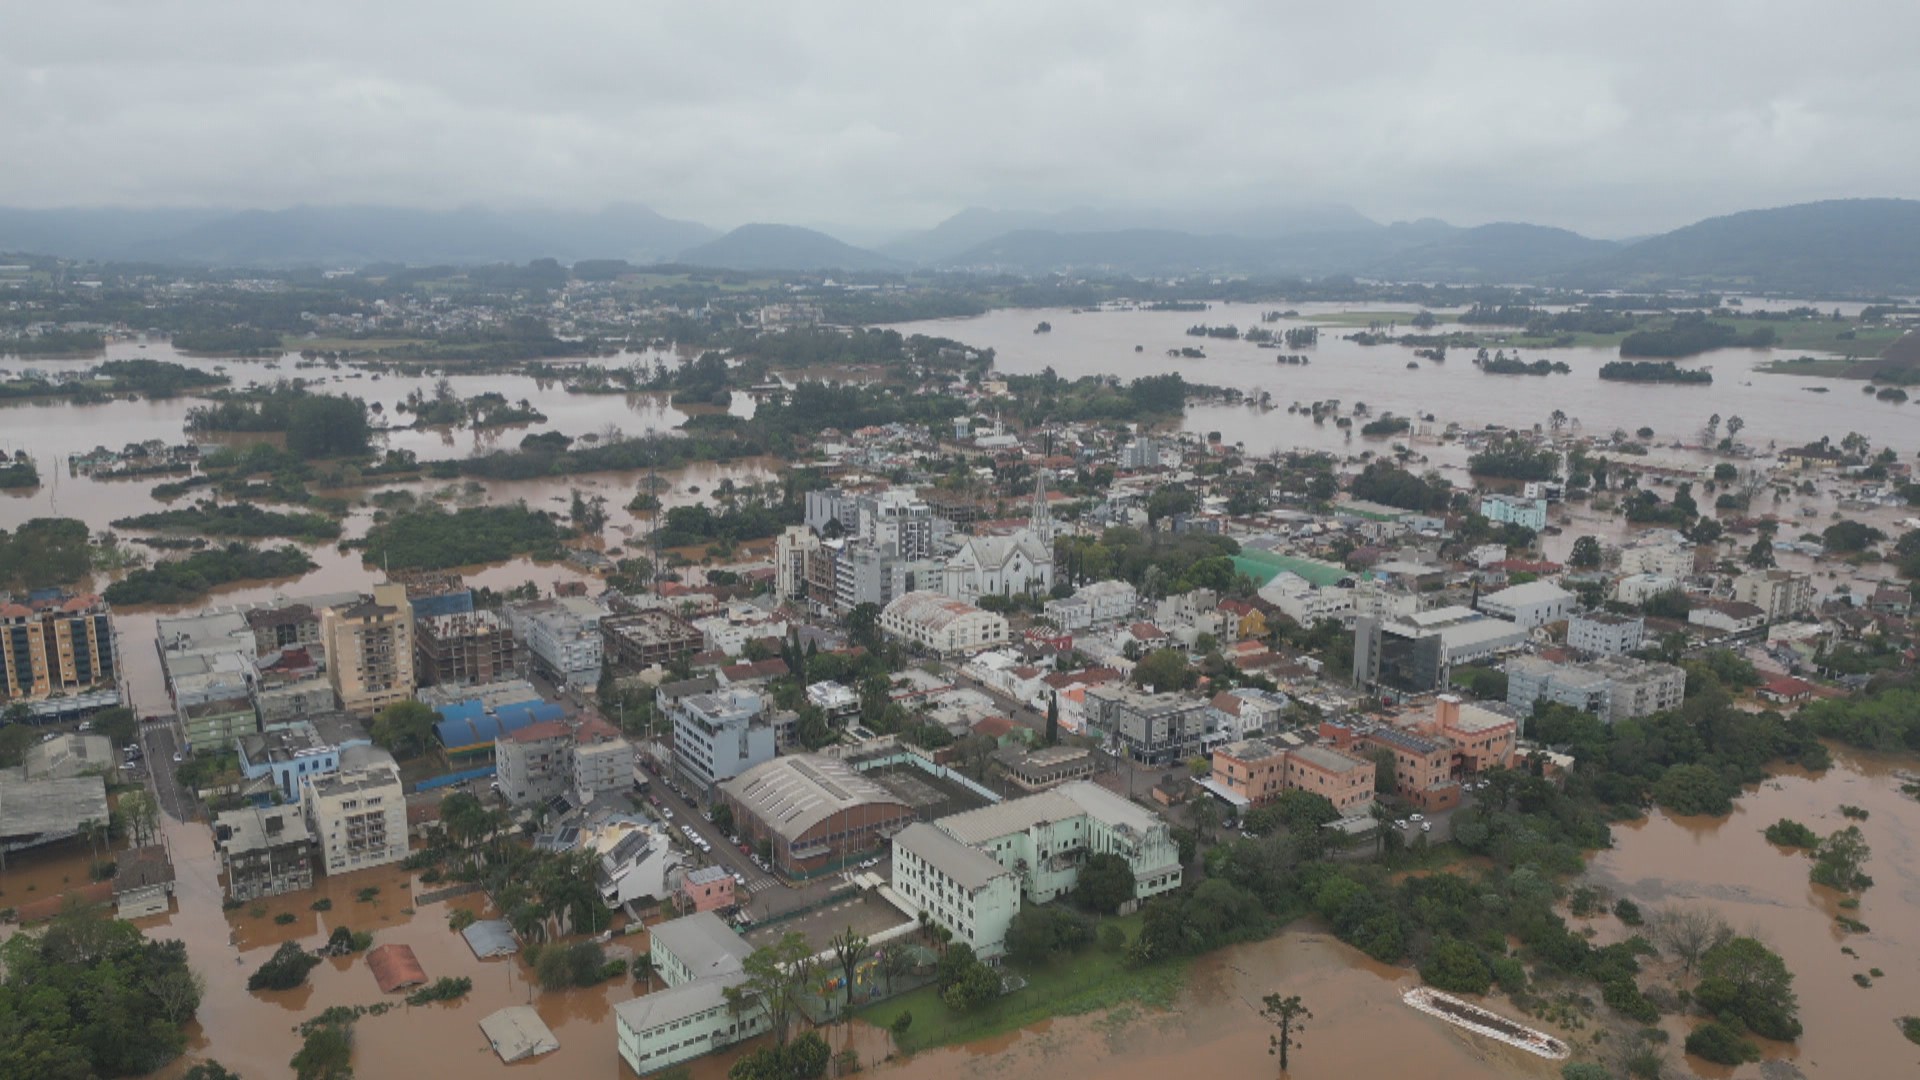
(643, 771, 788, 909)
(141, 719, 195, 822)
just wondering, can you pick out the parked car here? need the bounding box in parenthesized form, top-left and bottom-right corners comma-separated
(660, 806, 673, 819)
(1420, 822, 1432, 832)
(1408, 813, 1425, 822)
(1394, 819, 1408, 829)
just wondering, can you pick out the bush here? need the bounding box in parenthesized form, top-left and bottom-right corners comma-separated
(274, 912, 297, 925)
(405, 976, 473, 1005)
(448, 908, 476, 932)
(310, 898, 333, 912)
(1685, 1021, 1759, 1065)
(1098, 922, 1128, 954)
(1613, 898, 1643, 926)
(1420, 937, 1492, 995)
(1764, 818, 1819, 848)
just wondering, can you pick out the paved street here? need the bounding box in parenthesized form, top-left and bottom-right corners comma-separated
(137, 719, 197, 822)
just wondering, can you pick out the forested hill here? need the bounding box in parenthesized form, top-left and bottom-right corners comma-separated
(1569, 199, 1920, 295)
(674, 223, 900, 272)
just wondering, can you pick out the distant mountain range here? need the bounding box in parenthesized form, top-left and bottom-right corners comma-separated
(5, 197, 1920, 295)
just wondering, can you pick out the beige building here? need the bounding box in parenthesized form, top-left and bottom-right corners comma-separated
(321, 584, 416, 715)
(1731, 569, 1815, 623)
(301, 746, 408, 875)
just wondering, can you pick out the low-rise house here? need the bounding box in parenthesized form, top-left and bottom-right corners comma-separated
(1688, 599, 1767, 635)
(992, 744, 1097, 792)
(678, 865, 736, 913)
(113, 845, 176, 918)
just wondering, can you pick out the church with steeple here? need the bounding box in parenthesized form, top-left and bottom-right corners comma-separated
(939, 471, 1056, 602)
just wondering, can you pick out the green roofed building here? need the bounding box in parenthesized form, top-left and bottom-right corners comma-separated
(1230, 550, 1352, 588)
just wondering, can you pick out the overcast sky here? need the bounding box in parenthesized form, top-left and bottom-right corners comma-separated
(6, 0, 1917, 238)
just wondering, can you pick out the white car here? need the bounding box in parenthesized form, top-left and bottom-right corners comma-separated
(1408, 813, 1425, 822)
(1394, 819, 1409, 829)
(172, 751, 184, 762)
(1420, 822, 1432, 832)
(660, 806, 673, 820)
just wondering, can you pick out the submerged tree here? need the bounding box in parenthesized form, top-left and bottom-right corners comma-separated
(1261, 993, 1311, 1073)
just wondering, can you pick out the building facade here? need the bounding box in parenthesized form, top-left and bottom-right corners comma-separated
(1477, 580, 1576, 630)
(1083, 685, 1217, 765)
(1479, 493, 1549, 531)
(879, 591, 1010, 656)
(1732, 569, 1815, 622)
(1506, 655, 1686, 724)
(496, 720, 574, 806)
(602, 609, 703, 672)
(213, 804, 315, 900)
(891, 822, 1022, 959)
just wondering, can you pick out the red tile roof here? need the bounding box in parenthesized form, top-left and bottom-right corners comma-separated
(506, 720, 572, 744)
(367, 943, 427, 993)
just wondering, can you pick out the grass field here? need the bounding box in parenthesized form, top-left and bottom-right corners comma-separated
(285, 336, 429, 353)
(859, 912, 1189, 1054)
(1308, 310, 1429, 327)
(1709, 318, 1903, 356)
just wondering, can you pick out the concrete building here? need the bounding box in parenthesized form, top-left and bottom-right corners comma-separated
(1732, 569, 1816, 622)
(879, 591, 1010, 656)
(301, 747, 408, 875)
(1477, 580, 1576, 630)
(692, 603, 788, 658)
(496, 720, 574, 807)
(1359, 726, 1457, 811)
(673, 689, 776, 795)
(1259, 571, 1356, 626)
(577, 818, 679, 909)
(1083, 685, 1217, 765)
(992, 744, 1097, 792)
(0, 774, 109, 858)
(245, 603, 324, 656)
(0, 591, 118, 716)
(602, 609, 703, 672)
(932, 781, 1183, 910)
(1567, 611, 1645, 657)
(1615, 533, 1695, 578)
(940, 484, 1054, 602)
(1352, 606, 1529, 695)
(615, 912, 766, 1076)
(1505, 655, 1686, 724)
(508, 596, 606, 689)
(212, 804, 315, 900)
(321, 584, 416, 716)
(891, 821, 1021, 959)
(1479, 493, 1549, 531)
(413, 609, 517, 687)
(720, 754, 915, 878)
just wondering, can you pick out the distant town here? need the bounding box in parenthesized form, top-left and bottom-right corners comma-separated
(2, 255, 1919, 1080)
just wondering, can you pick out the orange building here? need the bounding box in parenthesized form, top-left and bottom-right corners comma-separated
(1421, 695, 1517, 775)
(1360, 726, 1460, 812)
(1206, 738, 1375, 814)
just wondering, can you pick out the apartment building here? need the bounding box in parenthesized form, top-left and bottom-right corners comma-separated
(301, 747, 408, 875)
(507, 596, 606, 689)
(321, 584, 416, 716)
(1732, 569, 1815, 623)
(933, 781, 1183, 909)
(1479, 493, 1549, 531)
(615, 912, 766, 1076)
(572, 714, 633, 805)
(1204, 737, 1376, 814)
(879, 591, 1010, 657)
(0, 591, 117, 713)
(1506, 655, 1686, 724)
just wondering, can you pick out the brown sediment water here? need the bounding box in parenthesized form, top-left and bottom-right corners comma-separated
(1584, 749, 1920, 1078)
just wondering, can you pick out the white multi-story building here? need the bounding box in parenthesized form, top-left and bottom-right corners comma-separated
(879, 591, 1010, 657)
(1043, 579, 1138, 630)
(1615, 532, 1695, 578)
(773, 525, 819, 606)
(300, 746, 408, 876)
(672, 689, 775, 794)
(891, 822, 1022, 959)
(1259, 572, 1355, 625)
(693, 603, 788, 658)
(1567, 611, 1645, 657)
(1479, 493, 1549, 531)
(1611, 573, 1679, 606)
(1478, 580, 1576, 630)
(1505, 655, 1686, 724)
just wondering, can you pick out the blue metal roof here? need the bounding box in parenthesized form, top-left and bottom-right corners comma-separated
(432, 698, 561, 751)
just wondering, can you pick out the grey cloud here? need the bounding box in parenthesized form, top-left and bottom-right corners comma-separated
(4, 0, 1917, 236)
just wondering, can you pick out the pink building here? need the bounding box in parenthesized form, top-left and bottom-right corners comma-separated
(679, 866, 736, 913)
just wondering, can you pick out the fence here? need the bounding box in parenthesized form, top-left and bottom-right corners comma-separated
(412, 765, 497, 792)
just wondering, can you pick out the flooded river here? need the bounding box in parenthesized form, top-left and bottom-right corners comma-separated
(889, 303, 1918, 460)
